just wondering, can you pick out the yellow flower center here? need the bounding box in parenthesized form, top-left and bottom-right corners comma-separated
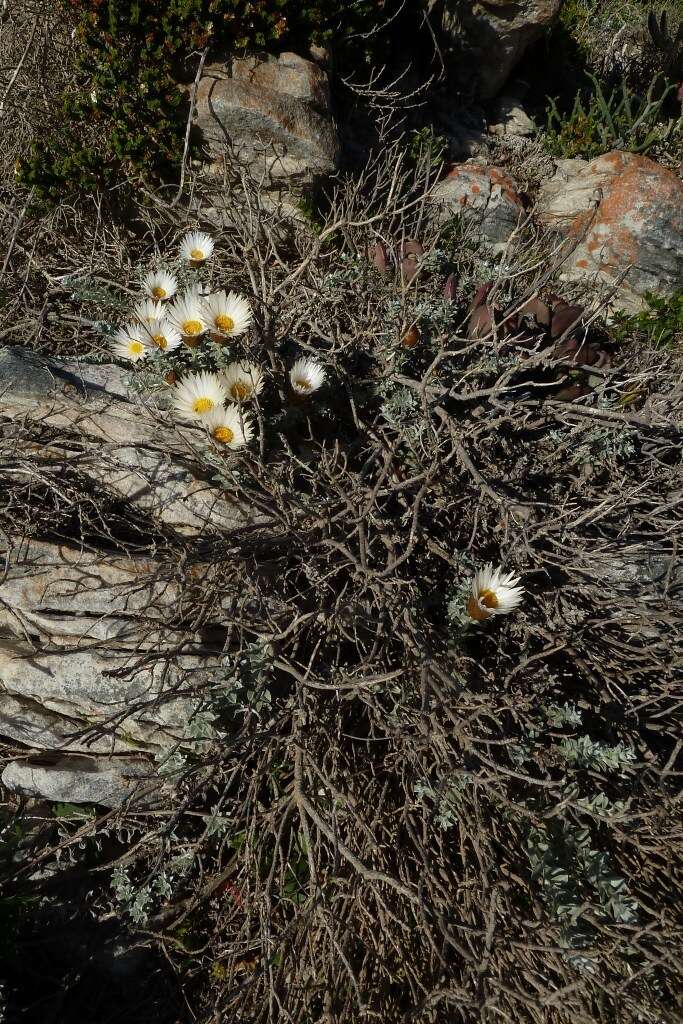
(190, 248, 204, 261)
(467, 589, 499, 622)
(213, 426, 235, 444)
(128, 340, 144, 355)
(182, 319, 203, 336)
(294, 378, 311, 391)
(193, 397, 214, 414)
(230, 380, 251, 401)
(152, 286, 166, 299)
(215, 314, 235, 333)
(152, 334, 167, 350)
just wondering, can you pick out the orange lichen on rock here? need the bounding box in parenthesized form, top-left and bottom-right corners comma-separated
(538, 151, 683, 311)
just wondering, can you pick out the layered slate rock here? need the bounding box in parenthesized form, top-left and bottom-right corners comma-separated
(537, 152, 683, 313)
(0, 346, 267, 536)
(194, 51, 340, 191)
(2, 755, 155, 809)
(0, 539, 223, 756)
(429, 164, 525, 250)
(441, 0, 563, 99)
(0, 536, 224, 802)
(0, 349, 270, 804)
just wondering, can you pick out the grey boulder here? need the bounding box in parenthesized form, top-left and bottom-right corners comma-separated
(194, 52, 340, 191)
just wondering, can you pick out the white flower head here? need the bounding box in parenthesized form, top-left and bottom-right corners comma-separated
(202, 290, 253, 339)
(289, 357, 326, 397)
(467, 563, 524, 621)
(180, 230, 214, 265)
(133, 298, 165, 323)
(142, 318, 182, 354)
(142, 268, 178, 302)
(111, 323, 150, 362)
(166, 289, 208, 341)
(222, 361, 264, 402)
(171, 371, 227, 422)
(204, 404, 254, 449)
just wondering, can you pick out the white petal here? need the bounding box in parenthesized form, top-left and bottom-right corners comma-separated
(289, 357, 326, 395)
(180, 231, 215, 263)
(171, 371, 227, 421)
(204, 404, 253, 448)
(142, 269, 177, 301)
(222, 361, 264, 401)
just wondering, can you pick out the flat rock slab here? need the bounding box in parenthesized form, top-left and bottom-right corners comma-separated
(2, 754, 157, 809)
(0, 537, 213, 647)
(536, 152, 683, 313)
(0, 635, 218, 753)
(0, 345, 269, 536)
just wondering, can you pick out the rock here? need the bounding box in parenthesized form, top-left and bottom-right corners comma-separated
(0, 537, 209, 647)
(0, 345, 268, 536)
(2, 754, 155, 808)
(0, 351, 275, 805)
(0, 691, 124, 754)
(437, 106, 488, 160)
(440, 0, 563, 99)
(488, 96, 536, 138)
(194, 52, 340, 192)
(0, 636, 219, 753)
(536, 152, 683, 313)
(429, 164, 525, 250)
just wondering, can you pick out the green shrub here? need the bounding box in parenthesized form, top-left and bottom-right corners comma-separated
(18, 0, 392, 198)
(544, 72, 681, 158)
(611, 289, 683, 347)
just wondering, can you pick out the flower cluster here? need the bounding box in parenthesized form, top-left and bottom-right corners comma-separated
(110, 232, 525, 616)
(110, 230, 327, 450)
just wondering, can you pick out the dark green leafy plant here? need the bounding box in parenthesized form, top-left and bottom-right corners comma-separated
(544, 72, 681, 158)
(18, 0, 392, 198)
(611, 290, 683, 348)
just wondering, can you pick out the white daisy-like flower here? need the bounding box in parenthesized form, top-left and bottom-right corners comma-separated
(222, 361, 264, 402)
(204, 404, 254, 449)
(141, 318, 182, 354)
(166, 290, 208, 343)
(202, 290, 253, 339)
(142, 268, 178, 302)
(110, 323, 150, 362)
(133, 298, 165, 323)
(171, 371, 227, 422)
(467, 563, 524, 622)
(289, 357, 326, 397)
(180, 230, 214, 265)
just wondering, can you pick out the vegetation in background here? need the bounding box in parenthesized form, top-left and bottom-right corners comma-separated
(544, 72, 681, 157)
(611, 289, 683, 347)
(17, 0, 393, 198)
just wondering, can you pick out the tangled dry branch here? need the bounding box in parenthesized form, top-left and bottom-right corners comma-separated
(0, 127, 682, 1024)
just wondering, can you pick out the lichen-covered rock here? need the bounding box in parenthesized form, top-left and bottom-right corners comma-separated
(194, 52, 340, 191)
(429, 164, 525, 250)
(441, 0, 563, 99)
(536, 152, 683, 313)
